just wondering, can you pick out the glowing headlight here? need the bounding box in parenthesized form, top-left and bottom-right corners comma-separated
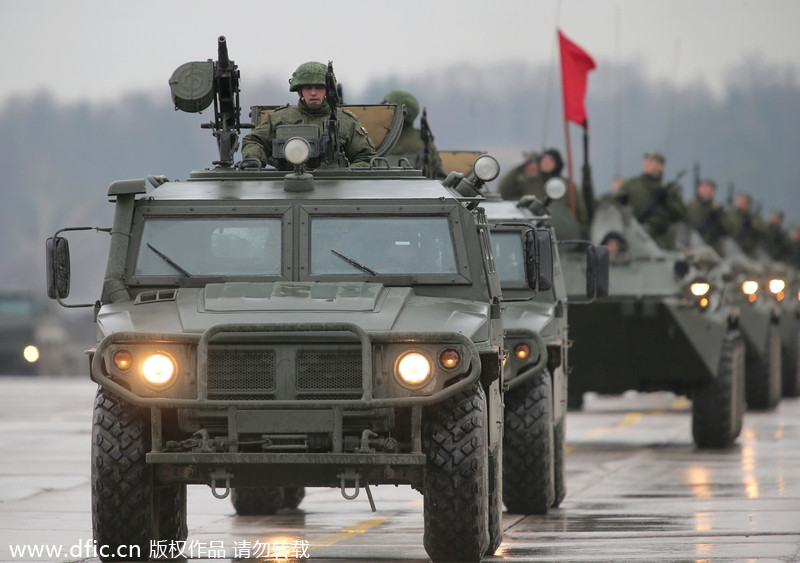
(514, 343, 531, 360)
(113, 350, 133, 371)
(23, 345, 39, 363)
(472, 155, 500, 182)
(769, 279, 786, 294)
(690, 282, 710, 297)
(142, 353, 176, 386)
(742, 280, 759, 295)
(284, 137, 311, 165)
(396, 352, 432, 387)
(439, 349, 461, 370)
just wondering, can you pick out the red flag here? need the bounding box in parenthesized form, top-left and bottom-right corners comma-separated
(558, 29, 596, 126)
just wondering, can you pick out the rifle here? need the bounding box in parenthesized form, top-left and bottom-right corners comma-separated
(727, 182, 735, 206)
(417, 108, 434, 179)
(323, 61, 342, 165)
(636, 169, 686, 223)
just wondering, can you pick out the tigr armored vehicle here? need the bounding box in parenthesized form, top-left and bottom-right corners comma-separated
(483, 189, 608, 515)
(566, 202, 746, 448)
(45, 38, 551, 563)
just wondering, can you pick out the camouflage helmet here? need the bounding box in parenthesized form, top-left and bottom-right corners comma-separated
(289, 61, 330, 92)
(383, 89, 419, 124)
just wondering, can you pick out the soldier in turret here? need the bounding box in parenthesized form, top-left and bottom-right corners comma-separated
(241, 62, 375, 169)
(382, 90, 445, 179)
(763, 210, 792, 261)
(722, 193, 764, 257)
(614, 151, 686, 248)
(686, 179, 725, 248)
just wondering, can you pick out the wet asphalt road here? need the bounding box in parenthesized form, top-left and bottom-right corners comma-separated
(1, 377, 798, 562)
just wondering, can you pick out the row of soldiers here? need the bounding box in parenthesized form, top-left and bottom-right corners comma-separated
(497, 148, 800, 267)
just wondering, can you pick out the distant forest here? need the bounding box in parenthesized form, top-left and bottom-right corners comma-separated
(1, 57, 799, 300)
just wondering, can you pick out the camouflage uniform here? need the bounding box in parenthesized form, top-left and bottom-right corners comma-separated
(383, 90, 445, 179)
(722, 208, 764, 257)
(241, 104, 375, 168)
(241, 61, 375, 168)
(686, 198, 725, 247)
(763, 222, 791, 261)
(614, 172, 686, 248)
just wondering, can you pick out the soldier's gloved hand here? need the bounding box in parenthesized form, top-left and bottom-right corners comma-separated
(239, 159, 261, 170)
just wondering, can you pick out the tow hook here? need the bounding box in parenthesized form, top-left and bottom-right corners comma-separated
(209, 469, 232, 499)
(338, 469, 377, 512)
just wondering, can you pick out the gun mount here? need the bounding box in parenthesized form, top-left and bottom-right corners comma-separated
(169, 35, 252, 168)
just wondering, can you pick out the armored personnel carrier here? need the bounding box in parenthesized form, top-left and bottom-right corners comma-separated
(483, 186, 607, 515)
(566, 202, 746, 448)
(45, 38, 554, 562)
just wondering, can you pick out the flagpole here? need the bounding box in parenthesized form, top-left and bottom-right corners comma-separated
(563, 118, 576, 215)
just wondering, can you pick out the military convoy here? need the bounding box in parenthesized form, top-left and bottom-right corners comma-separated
(44, 38, 565, 562)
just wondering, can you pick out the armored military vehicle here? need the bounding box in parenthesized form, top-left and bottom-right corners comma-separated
(45, 38, 552, 562)
(0, 292, 41, 374)
(716, 238, 783, 409)
(778, 267, 800, 396)
(483, 187, 607, 515)
(566, 202, 746, 448)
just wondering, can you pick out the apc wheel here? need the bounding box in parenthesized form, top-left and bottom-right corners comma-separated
(423, 383, 489, 562)
(282, 487, 305, 509)
(552, 415, 567, 507)
(781, 324, 800, 397)
(231, 486, 285, 515)
(502, 371, 555, 514)
(92, 388, 187, 562)
(746, 322, 782, 410)
(692, 329, 746, 448)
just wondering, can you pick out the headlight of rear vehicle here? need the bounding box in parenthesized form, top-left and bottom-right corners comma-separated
(141, 352, 177, 387)
(769, 279, 786, 294)
(395, 351, 433, 388)
(742, 280, 759, 295)
(690, 282, 710, 297)
(23, 345, 39, 363)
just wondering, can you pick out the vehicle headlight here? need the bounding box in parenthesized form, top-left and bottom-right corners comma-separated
(742, 280, 759, 295)
(23, 345, 39, 363)
(544, 177, 567, 200)
(395, 352, 432, 388)
(142, 353, 176, 387)
(113, 349, 133, 371)
(472, 155, 500, 182)
(769, 279, 786, 294)
(513, 343, 531, 360)
(284, 137, 311, 165)
(439, 348, 461, 370)
(690, 282, 710, 297)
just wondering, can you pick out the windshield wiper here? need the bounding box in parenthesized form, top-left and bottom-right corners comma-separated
(147, 243, 193, 277)
(331, 249, 379, 276)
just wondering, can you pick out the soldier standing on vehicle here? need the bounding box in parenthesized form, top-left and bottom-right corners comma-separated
(722, 193, 764, 257)
(240, 62, 375, 169)
(763, 210, 792, 261)
(498, 149, 541, 201)
(686, 179, 725, 247)
(382, 90, 445, 179)
(789, 228, 800, 268)
(614, 151, 686, 248)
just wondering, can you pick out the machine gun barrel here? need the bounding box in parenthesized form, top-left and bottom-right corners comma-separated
(217, 35, 230, 68)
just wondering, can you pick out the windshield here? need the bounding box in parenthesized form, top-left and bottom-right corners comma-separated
(310, 216, 458, 275)
(491, 231, 526, 284)
(135, 217, 282, 276)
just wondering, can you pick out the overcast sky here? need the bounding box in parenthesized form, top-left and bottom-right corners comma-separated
(2, 0, 799, 106)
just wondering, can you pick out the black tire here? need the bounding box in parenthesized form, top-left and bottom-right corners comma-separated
(552, 414, 567, 507)
(423, 384, 489, 562)
(781, 324, 800, 397)
(231, 486, 285, 516)
(502, 371, 555, 514)
(486, 442, 503, 555)
(92, 388, 187, 562)
(692, 329, 746, 448)
(746, 322, 782, 410)
(282, 487, 306, 509)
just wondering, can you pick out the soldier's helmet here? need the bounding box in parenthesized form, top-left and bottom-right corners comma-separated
(289, 61, 331, 92)
(383, 90, 420, 125)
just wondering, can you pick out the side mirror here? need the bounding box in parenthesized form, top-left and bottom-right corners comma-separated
(586, 245, 610, 298)
(524, 228, 554, 292)
(46, 236, 71, 299)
